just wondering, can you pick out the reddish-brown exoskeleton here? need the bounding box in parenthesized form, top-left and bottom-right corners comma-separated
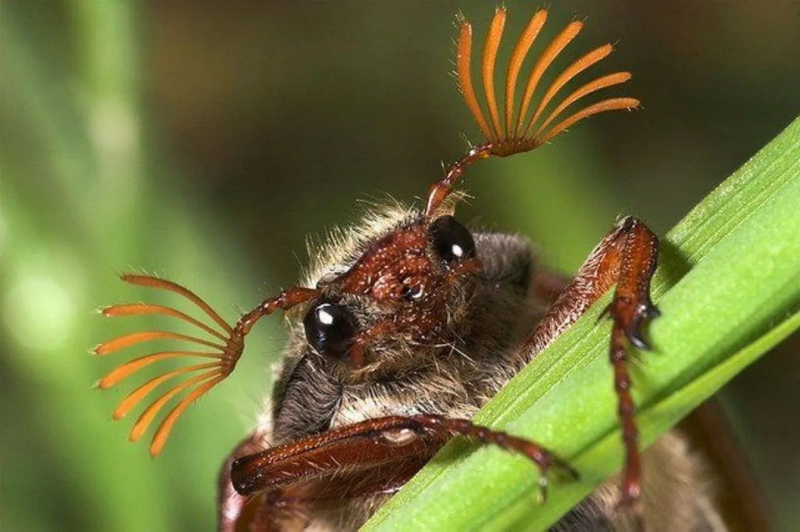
(95, 7, 725, 531)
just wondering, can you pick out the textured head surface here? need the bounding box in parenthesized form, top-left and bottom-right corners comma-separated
(270, 201, 537, 442)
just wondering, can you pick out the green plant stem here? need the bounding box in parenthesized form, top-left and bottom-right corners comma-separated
(365, 118, 800, 531)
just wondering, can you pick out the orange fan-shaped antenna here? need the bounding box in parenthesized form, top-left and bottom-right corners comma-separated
(426, 7, 639, 216)
(459, 7, 638, 153)
(95, 274, 317, 456)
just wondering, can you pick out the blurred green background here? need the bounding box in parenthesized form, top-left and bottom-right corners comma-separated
(1, 1, 798, 530)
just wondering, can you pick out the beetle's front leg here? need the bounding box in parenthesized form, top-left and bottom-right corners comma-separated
(604, 218, 659, 509)
(220, 414, 577, 529)
(231, 415, 575, 497)
(522, 216, 659, 511)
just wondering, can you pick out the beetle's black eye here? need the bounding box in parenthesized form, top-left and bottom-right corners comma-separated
(428, 216, 476, 263)
(303, 301, 356, 359)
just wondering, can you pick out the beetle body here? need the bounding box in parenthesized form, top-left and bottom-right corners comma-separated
(220, 204, 720, 531)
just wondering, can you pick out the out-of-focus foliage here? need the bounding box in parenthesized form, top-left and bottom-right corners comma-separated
(1, 1, 798, 531)
(0, 3, 278, 530)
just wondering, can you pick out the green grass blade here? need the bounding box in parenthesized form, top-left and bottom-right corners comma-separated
(365, 117, 800, 531)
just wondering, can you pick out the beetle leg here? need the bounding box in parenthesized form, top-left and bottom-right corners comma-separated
(223, 460, 424, 531)
(521, 216, 659, 511)
(218, 429, 271, 532)
(231, 415, 575, 501)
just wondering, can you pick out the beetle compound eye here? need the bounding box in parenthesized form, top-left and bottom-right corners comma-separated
(303, 301, 357, 359)
(428, 216, 476, 263)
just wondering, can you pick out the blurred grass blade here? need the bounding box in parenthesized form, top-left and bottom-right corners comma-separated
(365, 117, 800, 531)
(0, 2, 278, 530)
